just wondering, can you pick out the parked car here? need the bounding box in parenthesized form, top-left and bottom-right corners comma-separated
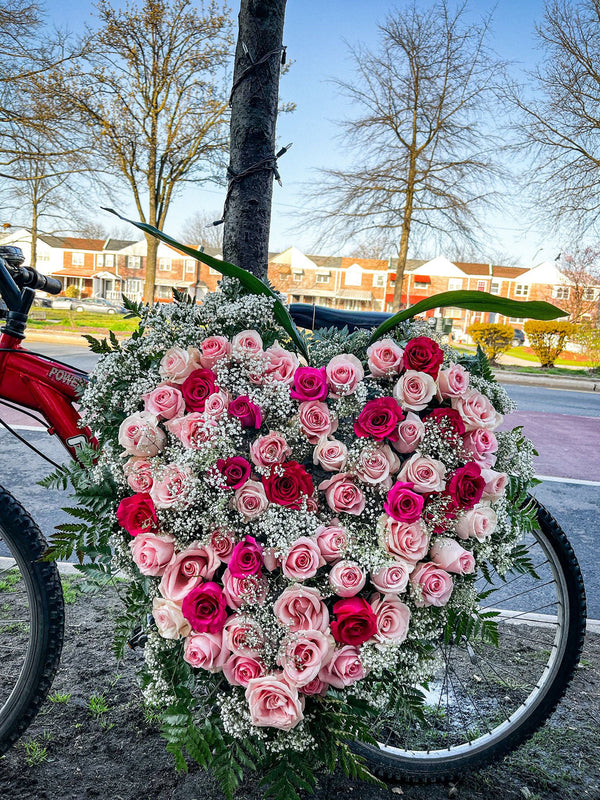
(512, 327, 525, 347)
(33, 295, 52, 308)
(51, 296, 76, 310)
(71, 298, 126, 315)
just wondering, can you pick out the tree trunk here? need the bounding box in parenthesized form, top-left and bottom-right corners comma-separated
(30, 204, 38, 272)
(222, 0, 287, 280)
(144, 234, 158, 303)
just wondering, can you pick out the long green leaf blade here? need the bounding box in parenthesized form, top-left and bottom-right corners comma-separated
(368, 290, 568, 344)
(102, 207, 309, 361)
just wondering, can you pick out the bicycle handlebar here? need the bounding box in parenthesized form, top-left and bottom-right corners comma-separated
(15, 266, 62, 295)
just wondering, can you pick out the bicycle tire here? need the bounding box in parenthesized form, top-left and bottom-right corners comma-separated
(0, 485, 64, 754)
(353, 497, 587, 782)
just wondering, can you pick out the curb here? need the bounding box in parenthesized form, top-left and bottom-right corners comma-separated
(24, 330, 121, 347)
(495, 371, 599, 392)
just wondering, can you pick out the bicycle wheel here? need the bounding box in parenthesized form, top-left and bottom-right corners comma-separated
(0, 485, 64, 754)
(354, 497, 587, 782)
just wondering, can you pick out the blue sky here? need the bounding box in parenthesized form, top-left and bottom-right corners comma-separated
(43, 0, 559, 265)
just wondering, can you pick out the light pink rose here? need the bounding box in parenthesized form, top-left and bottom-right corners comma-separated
(370, 560, 413, 594)
(232, 329, 263, 356)
(124, 457, 154, 493)
(223, 615, 265, 656)
(393, 411, 425, 454)
(222, 569, 268, 610)
(462, 428, 498, 468)
(456, 504, 498, 541)
(234, 480, 269, 521)
(183, 631, 229, 672)
(313, 437, 348, 472)
(393, 370, 437, 411)
(315, 522, 348, 563)
(262, 546, 281, 572)
(299, 677, 328, 696)
(480, 468, 508, 500)
(204, 390, 230, 419)
(250, 431, 292, 468)
(280, 630, 334, 686)
(245, 674, 305, 731)
(166, 413, 217, 448)
(159, 345, 201, 383)
(318, 473, 365, 516)
(152, 597, 191, 639)
(355, 444, 399, 486)
(410, 562, 454, 607)
(209, 529, 237, 563)
(325, 354, 365, 398)
(318, 645, 365, 689)
(223, 653, 266, 686)
(452, 389, 503, 431)
(328, 561, 366, 597)
(398, 453, 446, 493)
(370, 592, 411, 643)
(298, 401, 338, 444)
(282, 537, 325, 581)
(263, 342, 299, 385)
(150, 463, 193, 508)
(274, 586, 329, 633)
(130, 533, 175, 576)
(199, 335, 231, 370)
(159, 543, 220, 602)
(366, 339, 404, 378)
(383, 517, 430, 563)
(437, 363, 470, 399)
(118, 411, 166, 457)
(143, 384, 185, 420)
(430, 538, 476, 575)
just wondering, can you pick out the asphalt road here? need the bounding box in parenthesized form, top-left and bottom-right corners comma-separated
(1, 345, 598, 619)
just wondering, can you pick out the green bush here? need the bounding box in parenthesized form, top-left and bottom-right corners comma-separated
(523, 320, 575, 368)
(574, 323, 600, 373)
(467, 322, 514, 363)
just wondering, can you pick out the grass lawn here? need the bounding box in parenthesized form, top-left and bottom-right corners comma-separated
(503, 346, 590, 367)
(28, 309, 138, 334)
(451, 343, 597, 375)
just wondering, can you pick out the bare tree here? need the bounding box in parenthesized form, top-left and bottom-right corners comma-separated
(179, 210, 224, 249)
(552, 248, 600, 322)
(306, 0, 502, 309)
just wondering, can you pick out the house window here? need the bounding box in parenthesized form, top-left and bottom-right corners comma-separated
(583, 287, 598, 301)
(156, 285, 172, 299)
(414, 280, 429, 288)
(477, 280, 486, 292)
(158, 258, 171, 271)
(490, 281, 500, 295)
(185, 259, 196, 274)
(510, 317, 525, 323)
(37, 251, 49, 262)
(553, 286, 570, 300)
(126, 279, 142, 295)
(292, 270, 303, 282)
(209, 266, 220, 275)
(448, 278, 463, 291)
(373, 274, 386, 288)
(316, 273, 329, 283)
(104, 254, 115, 268)
(72, 253, 84, 266)
(128, 255, 141, 269)
(515, 284, 529, 297)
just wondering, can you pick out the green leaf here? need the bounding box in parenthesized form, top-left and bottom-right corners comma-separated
(102, 207, 309, 362)
(368, 290, 569, 344)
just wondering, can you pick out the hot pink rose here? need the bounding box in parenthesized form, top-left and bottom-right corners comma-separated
(456, 504, 497, 541)
(234, 480, 269, 521)
(290, 366, 328, 402)
(325, 353, 364, 398)
(223, 615, 266, 656)
(410, 562, 454, 607)
(366, 338, 404, 377)
(181, 368, 217, 413)
(245, 674, 305, 731)
(152, 597, 191, 639)
(298, 400, 338, 443)
(116, 493, 158, 537)
(143, 384, 186, 420)
(274, 586, 329, 633)
(393, 411, 425, 454)
(150, 463, 193, 508)
(383, 517, 430, 563)
(250, 431, 292, 468)
(319, 473, 365, 516)
(384, 482, 425, 522)
(263, 342, 299, 384)
(355, 443, 399, 486)
(462, 429, 498, 468)
(452, 389, 503, 431)
(370, 560, 413, 594)
(199, 335, 231, 370)
(437, 363, 470, 399)
(280, 630, 333, 687)
(430, 538, 475, 575)
(329, 561, 366, 597)
(222, 569, 267, 610)
(318, 645, 365, 688)
(182, 581, 228, 633)
(480, 468, 508, 500)
(398, 454, 446, 494)
(210, 529, 237, 562)
(228, 536, 263, 578)
(159, 345, 201, 383)
(232, 329, 263, 355)
(393, 370, 437, 411)
(166, 413, 217, 448)
(204, 390, 230, 419)
(118, 411, 166, 457)
(217, 456, 251, 490)
(315, 521, 348, 562)
(223, 653, 266, 686)
(370, 592, 411, 643)
(228, 395, 262, 429)
(354, 396, 404, 441)
(313, 437, 348, 472)
(159, 543, 220, 602)
(130, 532, 175, 576)
(282, 537, 325, 581)
(330, 596, 378, 645)
(183, 631, 229, 672)
(124, 457, 154, 493)
(403, 336, 444, 379)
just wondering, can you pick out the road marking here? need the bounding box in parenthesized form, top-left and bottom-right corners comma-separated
(536, 474, 600, 487)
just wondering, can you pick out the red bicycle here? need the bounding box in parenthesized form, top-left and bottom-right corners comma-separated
(0, 246, 587, 782)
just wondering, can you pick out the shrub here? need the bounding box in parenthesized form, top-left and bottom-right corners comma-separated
(523, 320, 575, 368)
(467, 322, 514, 363)
(574, 323, 600, 373)
(65, 285, 81, 298)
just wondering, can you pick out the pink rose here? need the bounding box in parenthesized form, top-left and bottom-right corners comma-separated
(328, 561, 366, 597)
(319, 473, 365, 516)
(355, 443, 399, 486)
(232, 329, 263, 355)
(462, 429, 498, 468)
(298, 400, 338, 443)
(430, 538, 476, 575)
(199, 335, 231, 370)
(262, 546, 281, 572)
(166, 413, 217, 448)
(370, 560, 413, 594)
(393, 411, 425, 454)
(383, 517, 430, 563)
(228, 536, 263, 578)
(437, 363, 470, 399)
(315, 521, 348, 562)
(159, 543, 220, 602)
(234, 480, 269, 521)
(480, 468, 508, 500)
(370, 592, 411, 643)
(366, 338, 404, 377)
(209, 529, 236, 562)
(143, 384, 185, 420)
(280, 630, 333, 687)
(393, 370, 437, 411)
(245, 674, 305, 731)
(452, 389, 503, 431)
(228, 395, 262, 429)
(354, 397, 404, 441)
(130, 533, 175, 576)
(410, 562, 454, 607)
(263, 342, 299, 385)
(290, 366, 328, 402)
(150, 463, 193, 508)
(118, 411, 166, 457)
(313, 437, 348, 472)
(183, 631, 229, 672)
(274, 586, 329, 633)
(223, 615, 266, 656)
(325, 354, 364, 397)
(159, 345, 201, 383)
(223, 653, 266, 686)
(282, 537, 325, 581)
(456, 504, 497, 541)
(250, 431, 292, 468)
(398, 454, 446, 494)
(318, 645, 365, 689)
(124, 457, 154, 493)
(222, 569, 268, 610)
(384, 482, 425, 522)
(204, 390, 230, 419)
(300, 677, 328, 696)
(152, 597, 191, 639)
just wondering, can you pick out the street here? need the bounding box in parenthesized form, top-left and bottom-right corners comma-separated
(1, 344, 599, 618)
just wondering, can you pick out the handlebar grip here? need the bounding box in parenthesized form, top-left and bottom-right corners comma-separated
(18, 267, 63, 295)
